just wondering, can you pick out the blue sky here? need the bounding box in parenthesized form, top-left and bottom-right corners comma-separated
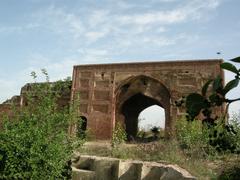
(0, 0, 240, 122)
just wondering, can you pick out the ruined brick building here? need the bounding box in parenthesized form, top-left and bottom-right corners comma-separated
(69, 59, 224, 139)
(0, 59, 224, 140)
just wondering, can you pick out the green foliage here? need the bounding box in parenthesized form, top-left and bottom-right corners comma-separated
(177, 57, 240, 123)
(176, 115, 240, 155)
(208, 120, 239, 153)
(76, 117, 86, 139)
(185, 93, 206, 119)
(111, 123, 127, 148)
(230, 56, 240, 63)
(175, 57, 240, 153)
(0, 70, 82, 179)
(176, 117, 210, 151)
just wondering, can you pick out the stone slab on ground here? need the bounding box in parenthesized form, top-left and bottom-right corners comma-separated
(72, 167, 96, 180)
(118, 160, 142, 180)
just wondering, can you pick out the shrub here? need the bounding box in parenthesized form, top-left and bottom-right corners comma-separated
(176, 115, 240, 156)
(0, 70, 82, 179)
(176, 56, 240, 154)
(111, 122, 127, 148)
(208, 122, 240, 153)
(176, 117, 209, 149)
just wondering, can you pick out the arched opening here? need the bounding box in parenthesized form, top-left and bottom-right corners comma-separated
(77, 116, 87, 138)
(115, 75, 171, 141)
(122, 93, 165, 140)
(138, 105, 165, 140)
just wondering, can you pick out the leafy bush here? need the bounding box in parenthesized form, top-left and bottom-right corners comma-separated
(0, 70, 82, 179)
(176, 117, 210, 151)
(111, 122, 127, 148)
(208, 120, 240, 153)
(176, 115, 240, 156)
(176, 56, 240, 153)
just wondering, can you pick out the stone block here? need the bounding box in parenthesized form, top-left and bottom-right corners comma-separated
(160, 165, 196, 180)
(72, 155, 95, 171)
(118, 160, 142, 180)
(94, 157, 120, 180)
(141, 163, 166, 179)
(72, 167, 95, 180)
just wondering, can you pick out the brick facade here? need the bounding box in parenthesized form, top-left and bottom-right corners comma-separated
(70, 59, 224, 140)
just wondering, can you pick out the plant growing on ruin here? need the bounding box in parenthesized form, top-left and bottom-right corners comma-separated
(0, 70, 82, 179)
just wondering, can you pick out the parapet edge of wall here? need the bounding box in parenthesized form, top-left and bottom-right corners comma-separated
(73, 59, 223, 69)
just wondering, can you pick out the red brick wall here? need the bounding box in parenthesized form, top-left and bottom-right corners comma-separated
(71, 59, 224, 140)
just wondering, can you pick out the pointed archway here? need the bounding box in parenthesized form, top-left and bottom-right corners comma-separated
(115, 75, 171, 140)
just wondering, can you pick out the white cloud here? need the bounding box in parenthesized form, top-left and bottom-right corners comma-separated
(85, 29, 110, 43)
(26, 0, 222, 53)
(118, 10, 187, 25)
(115, 0, 221, 26)
(33, 5, 85, 39)
(88, 10, 110, 28)
(0, 22, 40, 34)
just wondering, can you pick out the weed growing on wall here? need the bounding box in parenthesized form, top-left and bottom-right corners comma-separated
(0, 70, 82, 179)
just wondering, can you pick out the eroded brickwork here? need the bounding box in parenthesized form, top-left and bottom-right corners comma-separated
(0, 82, 71, 127)
(71, 59, 224, 140)
(0, 96, 21, 128)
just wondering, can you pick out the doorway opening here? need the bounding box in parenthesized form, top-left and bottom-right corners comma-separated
(115, 75, 171, 141)
(77, 116, 87, 138)
(121, 93, 164, 141)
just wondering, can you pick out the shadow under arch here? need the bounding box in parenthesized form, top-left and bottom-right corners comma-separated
(115, 75, 171, 139)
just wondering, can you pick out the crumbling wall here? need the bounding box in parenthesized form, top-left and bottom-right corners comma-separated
(0, 96, 21, 128)
(0, 82, 71, 128)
